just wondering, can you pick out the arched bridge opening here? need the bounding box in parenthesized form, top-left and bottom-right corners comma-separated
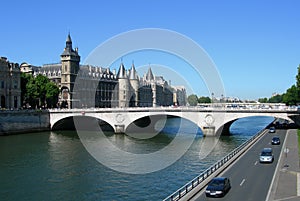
(214, 115, 288, 137)
(215, 119, 237, 136)
(126, 114, 202, 136)
(52, 116, 114, 132)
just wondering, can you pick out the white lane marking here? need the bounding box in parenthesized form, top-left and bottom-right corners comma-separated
(297, 173, 300, 196)
(254, 161, 258, 165)
(240, 179, 246, 186)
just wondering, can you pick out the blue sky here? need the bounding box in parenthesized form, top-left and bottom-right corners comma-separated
(1, 0, 300, 100)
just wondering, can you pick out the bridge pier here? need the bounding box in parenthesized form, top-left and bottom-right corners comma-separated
(202, 126, 215, 137)
(115, 124, 125, 134)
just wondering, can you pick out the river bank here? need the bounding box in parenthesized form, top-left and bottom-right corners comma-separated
(0, 110, 50, 135)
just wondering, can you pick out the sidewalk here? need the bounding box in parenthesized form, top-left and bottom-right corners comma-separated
(267, 129, 300, 201)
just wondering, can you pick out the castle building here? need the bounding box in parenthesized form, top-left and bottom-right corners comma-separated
(20, 34, 186, 108)
(0, 57, 21, 109)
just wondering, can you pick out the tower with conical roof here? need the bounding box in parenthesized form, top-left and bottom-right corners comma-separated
(146, 67, 156, 107)
(146, 67, 154, 81)
(60, 33, 80, 108)
(117, 62, 129, 107)
(129, 62, 139, 106)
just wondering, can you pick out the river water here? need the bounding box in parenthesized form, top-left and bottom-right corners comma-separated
(0, 116, 273, 201)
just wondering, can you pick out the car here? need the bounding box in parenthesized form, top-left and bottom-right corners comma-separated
(271, 136, 280, 145)
(259, 148, 274, 163)
(205, 177, 231, 197)
(269, 127, 276, 133)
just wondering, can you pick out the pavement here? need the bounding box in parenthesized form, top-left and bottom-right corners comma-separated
(267, 129, 300, 201)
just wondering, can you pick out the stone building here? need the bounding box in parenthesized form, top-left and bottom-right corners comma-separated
(0, 57, 21, 109)
(20, 34, 186, 108)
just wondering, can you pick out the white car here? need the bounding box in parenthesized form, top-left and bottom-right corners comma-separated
(269, 127, 276, 133)
(259, 148, 274, 163)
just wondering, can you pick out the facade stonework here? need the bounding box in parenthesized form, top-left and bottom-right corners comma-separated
(0, 57, 21, 109)
(20, 34, 187, 108)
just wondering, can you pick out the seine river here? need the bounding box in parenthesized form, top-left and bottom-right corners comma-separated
(0, 116, 273, 201)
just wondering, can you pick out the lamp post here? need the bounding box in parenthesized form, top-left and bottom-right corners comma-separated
(221, 94, 224, 108)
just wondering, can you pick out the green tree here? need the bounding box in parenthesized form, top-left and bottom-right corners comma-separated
(268, 94, 283, 103)
(198, 96, 211, 103)
(187, 94, 198, 106)
(258, 98, 268, 103)
(20, 73, 32, 107)
(296, 64, 300, 102)
(45, 82, 59, 108)
(35, 74, 49, 107)
(23, 74, 59, 109)
(282, 85, 298, 105)
(26, 76, 39, 108)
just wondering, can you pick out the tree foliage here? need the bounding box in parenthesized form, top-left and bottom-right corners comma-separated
(258, 98, 268, 103)
(187, 94, 198, 106)
(282, 85, 298, 105)
(21, 73, 59, 109)
(20, 73, 32, 105)
(45, 82, 60, 108)
(198, 96, 211, 103)
(257, 64, 300, 105)
(268, 94, 283, 103)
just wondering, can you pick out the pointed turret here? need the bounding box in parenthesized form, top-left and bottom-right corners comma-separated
(65, 33, 72, 52)
(61, 33, 79, 57)
(129, 62, 138, 80)
(66, 33, 72, 43)
(129, 61, 139, 107)
(146, 67, 154, 81)
(117, 62, 129, 107)
(117, 62, 127, 79)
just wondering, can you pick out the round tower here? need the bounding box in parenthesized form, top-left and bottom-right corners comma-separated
(129, 62, 139, 107)
(117, 62, 129, 107)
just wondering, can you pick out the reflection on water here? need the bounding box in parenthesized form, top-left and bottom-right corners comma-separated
(0, 116, 274, 201)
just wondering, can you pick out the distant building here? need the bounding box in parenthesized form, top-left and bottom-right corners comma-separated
(0, 57, 21, 109)
(20, 34, 186, 108)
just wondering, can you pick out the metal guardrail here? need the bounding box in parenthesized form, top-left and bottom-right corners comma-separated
(163, 128, 266, 201)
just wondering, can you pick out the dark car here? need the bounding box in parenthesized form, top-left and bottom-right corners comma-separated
(205, 177, 231, 197)
(271, 136, 280, 145)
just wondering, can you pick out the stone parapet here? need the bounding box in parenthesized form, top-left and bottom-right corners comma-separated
(0, 110, 50, 135)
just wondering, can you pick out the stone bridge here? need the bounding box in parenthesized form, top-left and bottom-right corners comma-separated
(49, 106, 300, 136)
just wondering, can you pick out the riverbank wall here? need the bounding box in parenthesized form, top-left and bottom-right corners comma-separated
(0, 110, 50, 135)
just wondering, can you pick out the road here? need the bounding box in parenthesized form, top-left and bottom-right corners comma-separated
(192, 129, 286, 201)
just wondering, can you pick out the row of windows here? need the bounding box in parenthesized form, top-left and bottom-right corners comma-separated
(0, 80, 18, 89)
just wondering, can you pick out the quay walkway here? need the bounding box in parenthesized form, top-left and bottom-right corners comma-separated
(267, 129, 300, 201)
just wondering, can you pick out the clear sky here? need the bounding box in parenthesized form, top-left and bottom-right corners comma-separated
(1, 0, 299, 100)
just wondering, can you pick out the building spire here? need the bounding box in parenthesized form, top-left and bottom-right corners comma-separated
(146, 66, 154, 81)
(129, 61, 138, 80)
(61, 32, 79, 57)
(66, 33, 72, 50)
(117, 62, 127, 79)
(67, 31, 72, 42)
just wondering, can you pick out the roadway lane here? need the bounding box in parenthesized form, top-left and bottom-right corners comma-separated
(193, 129, 286, 201)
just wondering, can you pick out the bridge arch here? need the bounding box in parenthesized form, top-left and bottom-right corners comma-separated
(51, 113, 115, 132)
(214, 112, 293, 136)
(125, 114, 201, 135)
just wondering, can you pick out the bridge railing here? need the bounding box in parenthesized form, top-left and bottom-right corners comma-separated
(163, 128, 266, 201)
(48, 105, 299, 113)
